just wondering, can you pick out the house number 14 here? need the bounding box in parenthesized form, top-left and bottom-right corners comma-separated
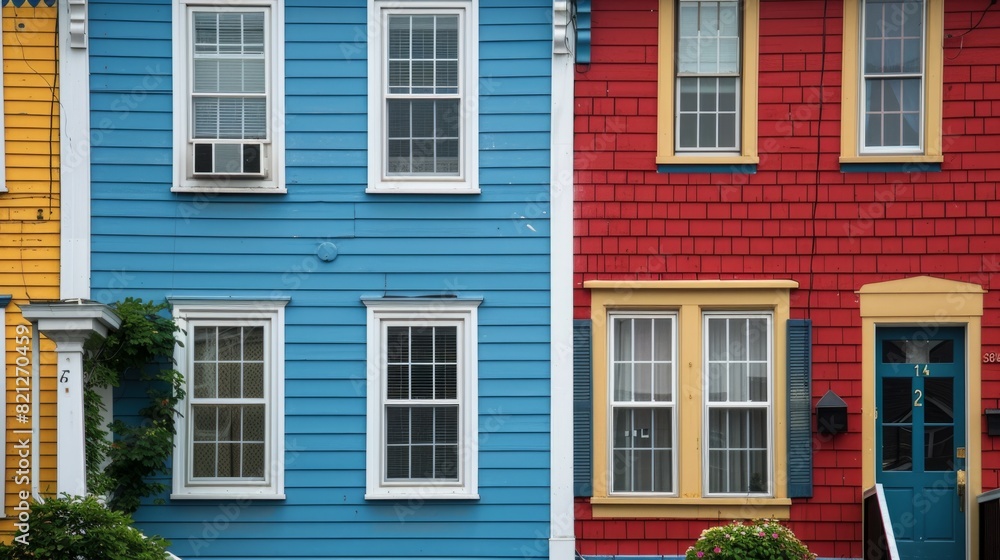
(914, 364, 930, 376)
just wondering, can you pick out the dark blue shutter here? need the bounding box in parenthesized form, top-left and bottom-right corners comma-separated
(574, 319, 593, 497)
(787, 319, 813, 498)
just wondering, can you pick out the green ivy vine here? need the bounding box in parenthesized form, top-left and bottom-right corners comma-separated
(83, 298, 185, 515)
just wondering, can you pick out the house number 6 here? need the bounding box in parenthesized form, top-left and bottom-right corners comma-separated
(914, 364, 930, 376)
(914, 389, 923, 407)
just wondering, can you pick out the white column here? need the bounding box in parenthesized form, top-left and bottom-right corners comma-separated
(19, 303, 121, 497)
(54, 339, 88, 495)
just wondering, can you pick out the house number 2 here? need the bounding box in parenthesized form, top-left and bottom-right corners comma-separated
(914, 389, 923, 407)
(914, 364, 930, 376)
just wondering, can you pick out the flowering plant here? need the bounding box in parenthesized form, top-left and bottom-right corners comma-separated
(685, 519, 816, 560)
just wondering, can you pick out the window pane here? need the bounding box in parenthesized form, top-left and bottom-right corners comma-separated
(614, 363, 632, 402)
(882, 377, 913, 424)
(925, 426, 954, 471)
(634, 363, 652, 401)
(634, 319, 652, 361)
(708, 408, 768, 493)
(882, 425, 912, 471)
(925, 378, 953, 424)
(612, 407, 673, 493)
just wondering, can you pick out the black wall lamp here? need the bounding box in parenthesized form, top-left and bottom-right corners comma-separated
(816, 390, 848, 436)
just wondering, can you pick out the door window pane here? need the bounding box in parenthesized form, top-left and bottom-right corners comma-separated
(924, 378, 954, 424)
(882, 426, 913, 471)
(882, 338, 953, 363)
(881, 378, 913, 424)
(924, 426, 954, 471)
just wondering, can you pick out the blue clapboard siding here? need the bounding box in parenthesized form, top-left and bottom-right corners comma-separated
(88, 0, 555, 558)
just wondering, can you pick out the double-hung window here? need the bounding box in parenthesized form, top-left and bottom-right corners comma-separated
(657, 0, 758, 167)
(705, 313, 771, 495)
(841, 0, 943, 164)
(586, 281, 794, 518)
(174, 0, 284, 191)
(610, 314, 676, 494)
(171, 300, 286, 499)
(861, 0, 924, 152)
(367, 0, 478, 193)
(676, 1, 741, 152)
(364, 299, 479, 499)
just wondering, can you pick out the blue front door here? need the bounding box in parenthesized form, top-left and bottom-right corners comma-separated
(876, 326, 966, 560)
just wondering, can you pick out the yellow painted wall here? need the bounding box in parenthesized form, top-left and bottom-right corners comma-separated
(1, 3, 60, 539)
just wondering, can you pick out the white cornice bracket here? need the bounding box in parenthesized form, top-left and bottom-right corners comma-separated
(69, 0, 87, 49)
(553, 1, 575, 55)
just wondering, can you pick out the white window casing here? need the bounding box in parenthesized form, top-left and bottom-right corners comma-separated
(367, 0, 479, 194)
(172, 0, 285, 192)
(702, 311, 773, 497)
(363, 298, 480, 499)
(170, 299, 287, 499)
(859, 0, 925, 154)
(607, 312, 678, 496)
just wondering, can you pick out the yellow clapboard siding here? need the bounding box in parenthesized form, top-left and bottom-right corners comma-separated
(4, 127, 58, 142)
(3, 6, 60, 536)
(1, 169, 61, 182)
(4, 155, 60, 168)
(0, 222, 59, 234)
(5, 141, 58, 156)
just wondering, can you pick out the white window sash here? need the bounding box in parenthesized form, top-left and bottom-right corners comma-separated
(859, 0, 926, 154)
(607, 312, 678, 496)
(172, 0, 285, 192)
(702, 311, 773, 497)
(363, 298, 480, 499)
(170, 300, 287, 499)
(674, 0, 743, 153)
(367, 0, 479, 194)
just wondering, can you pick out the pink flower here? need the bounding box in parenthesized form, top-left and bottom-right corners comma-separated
(696, 553, 704, 558)
(713, 546, 722, 553)
(759, 531, 766, 537)
(773, 533, 779, 538)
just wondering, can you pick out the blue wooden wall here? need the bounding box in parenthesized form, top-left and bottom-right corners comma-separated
(88, 1, 554, 558)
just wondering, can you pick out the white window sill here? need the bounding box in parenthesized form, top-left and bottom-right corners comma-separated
(171, 492, 286, 501)
(172, 186, 288, 195)
(365, 491, 480, 501)
(366, 185, 481, 195)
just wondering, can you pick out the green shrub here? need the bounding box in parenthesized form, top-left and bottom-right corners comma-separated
(685, 519, 816, 560)
(0, 495, 170, 560)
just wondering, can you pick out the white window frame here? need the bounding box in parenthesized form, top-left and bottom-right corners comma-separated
(170, 299, 287, 499)
(363, 298, 480, 499)
(674, 0, 743, 154)
(172, 0, 285, 193)
(859, 0, 926, 155)
(366, 0, 479, 194)
(607, 312, 678, 496)
(702, 311, 773, 497)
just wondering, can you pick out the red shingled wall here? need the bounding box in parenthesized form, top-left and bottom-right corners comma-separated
(573, 0, 1000, 557)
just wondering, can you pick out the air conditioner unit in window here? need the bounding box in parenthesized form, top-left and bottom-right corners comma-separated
(193, 142, 266, 177)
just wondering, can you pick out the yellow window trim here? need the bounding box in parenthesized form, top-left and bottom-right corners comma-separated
(857, 276, 984, 559)
(656, 0, 759, 165)
(587, 280, 796, 519)
(840, 0, 943, 163)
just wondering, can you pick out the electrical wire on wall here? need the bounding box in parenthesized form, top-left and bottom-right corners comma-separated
(946, 0, 997, 61)
(805, 0, 831, 320)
